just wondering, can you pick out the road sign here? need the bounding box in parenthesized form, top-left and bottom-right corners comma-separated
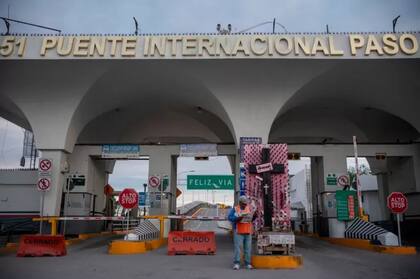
(37, 177, 52, 191)
(38, 158, 53, 176)
(148, 176, 161, 188)
(239, 137, 262, 162)
(179, 144, 217, 157)
(338, 175, 350, 186)
(118, 188, 139, 209)
(101, 144, 140, 158)
(336, 190, 359, 221)
(387, 192, 408, 214)
(138, 192, 149, 207)
(39, 159, 52, 172)
(187, 175, 234, 190)
(387, 192, 408, 246)
(326, 174, 337, 186)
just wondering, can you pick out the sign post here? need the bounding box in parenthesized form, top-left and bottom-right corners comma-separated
(118, 189, 139, 232)
(387, 192, 408, 246)
(37, 158, 53, 235)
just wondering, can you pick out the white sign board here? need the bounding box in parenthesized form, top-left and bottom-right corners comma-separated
(179, 144, 217, 157)
(256, 162, 273, 173)
(268, 233, 295, 245)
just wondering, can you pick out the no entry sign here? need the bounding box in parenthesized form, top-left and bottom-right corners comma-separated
(387, 192, 408, 214)
(148, 176, 161, 188)
(119, 188, 139, 209)
(37, 177, 51, 191)
(338, 175, 349, 186)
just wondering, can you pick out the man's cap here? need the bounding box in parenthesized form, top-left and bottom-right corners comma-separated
(238, 196, 248, 204)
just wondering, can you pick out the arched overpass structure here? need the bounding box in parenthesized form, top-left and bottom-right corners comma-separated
(1, 33, 419, 237)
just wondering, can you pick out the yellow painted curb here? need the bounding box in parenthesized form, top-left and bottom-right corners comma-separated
(327, 238, 417, 255)
(146, 239, 162, 250)
(65, 238, 82, 246)
(0, 245, 17, 254)
(6, 242, 18, 248)
(252, 255, 303, 269)
(108, 240, 147, 255)
(371, 245, 417, 255)
(328, 238, 372, 250)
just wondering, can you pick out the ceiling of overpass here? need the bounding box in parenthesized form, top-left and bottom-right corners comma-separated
(270, 60, 420, 144)
(74, 63, 235, 144)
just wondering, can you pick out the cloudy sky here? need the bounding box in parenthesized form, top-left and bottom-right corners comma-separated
(1, 0, 419, 34)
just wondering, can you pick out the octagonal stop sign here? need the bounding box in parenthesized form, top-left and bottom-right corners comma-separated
(119, 188, 139, 209)
(387, 192, 408, 214)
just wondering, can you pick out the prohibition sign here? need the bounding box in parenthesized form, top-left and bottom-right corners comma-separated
(338, 175, 350, 186)
(37, 177, 51, 191)
(148, 176, 161, 188)
(39, 159, 52, 171)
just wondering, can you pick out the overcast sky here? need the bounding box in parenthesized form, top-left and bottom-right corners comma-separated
(1, 0, 419, 34)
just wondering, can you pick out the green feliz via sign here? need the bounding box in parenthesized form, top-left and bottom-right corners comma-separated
(187, 175, 234, 190)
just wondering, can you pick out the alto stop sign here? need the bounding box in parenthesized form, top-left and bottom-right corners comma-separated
(387, 192, 408, 214)
(118, 188, 139, 209)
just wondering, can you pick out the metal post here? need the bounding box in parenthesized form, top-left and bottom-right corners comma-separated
(39, 191, 45, 234)
(143, 184, 147, 216)
(63, 177, 70, 236)
(126, 209, 130, 232)
(397, 213, 402, 246)
(353, 136, 364, 216)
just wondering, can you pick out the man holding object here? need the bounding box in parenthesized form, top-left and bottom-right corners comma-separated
(228, 195, 256, 270)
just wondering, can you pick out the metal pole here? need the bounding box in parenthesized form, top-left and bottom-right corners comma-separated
(353, 136, 364, 216)
(63, 177, 70, 236)
(143, 184, 147, 216)
(126, 209, 130, 232)
(39, 191, 45, 234)
(397, 213, 402, 246)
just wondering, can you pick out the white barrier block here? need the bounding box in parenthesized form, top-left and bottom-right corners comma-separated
(378, 232, 399, 246)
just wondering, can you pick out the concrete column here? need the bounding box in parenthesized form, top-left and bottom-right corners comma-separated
(148, 148, 174, 215)
(410, 144, 420, 192)
(320, 148, 348, 238)
(39, 150, 68, 216)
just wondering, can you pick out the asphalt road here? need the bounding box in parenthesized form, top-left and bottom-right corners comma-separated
(1, 210, 419, 279)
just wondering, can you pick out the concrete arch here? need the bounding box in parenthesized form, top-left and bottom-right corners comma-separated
(0, 94, 32, 131)
(67, 61, 236, 148)
(270, 60, 420, 143)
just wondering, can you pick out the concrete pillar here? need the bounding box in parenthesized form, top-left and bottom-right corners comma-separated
(320, 148, 348, 238)
(412, 144, 420, 192)
(148, 148, 174, 215)
(367, 158, 389, 221)
(39, 150, 68, 216)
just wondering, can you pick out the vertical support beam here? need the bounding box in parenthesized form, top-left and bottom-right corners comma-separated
(321, 148, 347, 238)
(39, 150, 68, 216)
(148, 148, 174, 216)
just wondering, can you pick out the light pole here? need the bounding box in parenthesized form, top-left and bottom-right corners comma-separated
(143, 183, 147, 216)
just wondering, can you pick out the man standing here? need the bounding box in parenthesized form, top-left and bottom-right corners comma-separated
(228, 195, 255, 270)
